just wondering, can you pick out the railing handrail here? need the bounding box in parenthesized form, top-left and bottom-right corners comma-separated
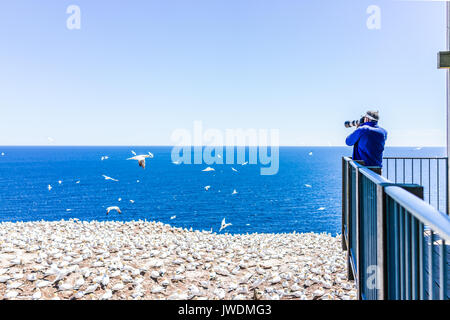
(345, 156, 391, 185)
(383, 156, 447, 160)
(385, 185, 450, 242)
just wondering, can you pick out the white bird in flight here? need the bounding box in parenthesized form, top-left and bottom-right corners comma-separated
(172, 160, 181, 165)
(231, 167, 238, 172)
(308, 152, 313, 156)
(232, 189, 238, 195)
(127, 152, 153, 169)
(202, 167, 215, 172)
(1, 152, 4, 156)
(131, 150, 137, 156)
(305, 184, 312, 188)
(219, 218, 232, 232)
(106, 206, 121, 215)
(130, 200, 135, 204)
(204, 186, 211, 191)
(170, 215, 176, 220)
(102, 175, 119, 182)
(318, 207, 325, 211)
(101, 156, 109, 161)
(48, 185, 52, 191)
(241, 162, 248, 166)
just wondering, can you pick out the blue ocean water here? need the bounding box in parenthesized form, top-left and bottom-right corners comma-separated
(0, 146, 444, 234)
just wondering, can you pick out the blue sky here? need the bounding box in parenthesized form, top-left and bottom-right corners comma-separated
(0, 0, 447, 146)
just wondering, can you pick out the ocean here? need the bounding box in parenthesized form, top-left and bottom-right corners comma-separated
(0, 146, 445, 234)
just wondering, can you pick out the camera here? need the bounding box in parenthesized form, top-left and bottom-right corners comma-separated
(344, 117, 365, 128)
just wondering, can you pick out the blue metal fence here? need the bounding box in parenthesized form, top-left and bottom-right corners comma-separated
(383, 157, 449, 214)
(342, 157, 450, 300)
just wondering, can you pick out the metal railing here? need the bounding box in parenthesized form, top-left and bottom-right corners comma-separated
(342, 157, 450, 300)
(383, 157, 449, 214)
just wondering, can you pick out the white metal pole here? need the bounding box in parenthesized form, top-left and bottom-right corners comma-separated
(447, 2, 450, 214)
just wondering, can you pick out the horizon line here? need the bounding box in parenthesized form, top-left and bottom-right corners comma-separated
(0, 145, 446, 148)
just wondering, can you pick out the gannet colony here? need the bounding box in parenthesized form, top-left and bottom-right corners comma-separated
(0, 219, 356, 300)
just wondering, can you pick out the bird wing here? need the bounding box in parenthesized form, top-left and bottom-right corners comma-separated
(138, 159, 146, 169)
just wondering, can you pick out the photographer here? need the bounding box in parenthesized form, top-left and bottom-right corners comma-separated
(345, 110, 387, 167)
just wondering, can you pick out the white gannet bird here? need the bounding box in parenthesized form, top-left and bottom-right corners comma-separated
(308, 152, 313, 156)
(305, 184, 312, 188)
(172, 160, 181, 165)
(317, 207, 325, 211)
(106, 206, 122, 215)
(170, 215, 176, 220)
(131, 150, 137, 156)
(102, 175, 119, 182)
(232, 189, 238, 195)
(130, 200, 135, 204)
(204, 186, 211, 191)
(101, 156, 109, 161)
(1, 152, 4, 156)
(231, 167, 238, 172)
(118, 198, 122, 202)
(76, 180, 80, 184)
(48, 185, 52, 191)
(127, 152, 153, 169)
(202, 167, 215, 172)
(219, 218, 232, 232)
(58, 180, 62, 185)
(241, 162, 248, 166)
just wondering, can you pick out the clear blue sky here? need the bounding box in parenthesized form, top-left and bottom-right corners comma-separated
(0, 0, 446, 146)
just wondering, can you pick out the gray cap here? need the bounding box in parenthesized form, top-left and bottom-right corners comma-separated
(364, 110, 379, 121)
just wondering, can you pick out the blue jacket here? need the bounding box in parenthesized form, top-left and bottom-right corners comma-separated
(345, 122, 387, 167)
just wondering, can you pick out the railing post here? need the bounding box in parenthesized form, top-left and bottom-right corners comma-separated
(376, 184, 387, 300)
(342, 157, 347, 251)
(346, 161, 354, 281)
(355, 166, 362, 300)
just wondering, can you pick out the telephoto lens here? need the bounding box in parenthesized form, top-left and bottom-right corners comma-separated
(344, 119, 360, 128)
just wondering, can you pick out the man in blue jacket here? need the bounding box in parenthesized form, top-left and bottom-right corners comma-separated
(345, 110, 387, 167)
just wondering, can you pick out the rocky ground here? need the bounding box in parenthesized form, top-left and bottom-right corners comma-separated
(0, 219, 356, 300)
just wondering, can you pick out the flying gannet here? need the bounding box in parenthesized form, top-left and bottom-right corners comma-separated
(219, 218, 232, 232)
(127, 152, 153, 169)
(106, 206, 122, 215)
(202, 167, 215, 172)
(102, 175, 119, 182)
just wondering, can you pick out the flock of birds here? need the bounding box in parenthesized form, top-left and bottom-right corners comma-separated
(3, 148, 328, 232)
(42, 150, 257, 233)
